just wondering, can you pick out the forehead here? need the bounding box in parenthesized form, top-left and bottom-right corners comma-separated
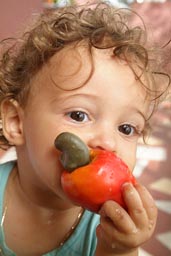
(30, 43, 150, 102)
(24, 43, 152, 120)
(44, 44, 93, 90)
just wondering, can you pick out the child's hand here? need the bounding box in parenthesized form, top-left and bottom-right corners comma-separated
(95, 182, 158, 255)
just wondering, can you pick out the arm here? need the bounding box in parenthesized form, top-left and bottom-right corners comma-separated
(95, 182, 158, 256)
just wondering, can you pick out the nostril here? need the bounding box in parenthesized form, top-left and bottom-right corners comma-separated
(89, 141, 116, 153)
(87, 130, 117, 152)
(93, 146, 105, 151)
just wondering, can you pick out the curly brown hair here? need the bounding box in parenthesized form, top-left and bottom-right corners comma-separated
(0, 2, 170, 148)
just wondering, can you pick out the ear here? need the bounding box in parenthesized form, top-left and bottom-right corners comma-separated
(1, 99, 25, 146)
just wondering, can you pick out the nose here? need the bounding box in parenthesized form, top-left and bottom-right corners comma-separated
(87, 125, 117, 152)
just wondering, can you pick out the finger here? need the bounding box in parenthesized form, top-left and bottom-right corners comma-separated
(96, 224, 120, 252)
(134, 183, 158, 230)
(122, 182, 149, 229)
(99, 200, 137, 234)
(97, 216, 140, 250)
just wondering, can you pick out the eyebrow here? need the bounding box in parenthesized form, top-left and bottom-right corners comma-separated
(128, 106, 147, 122)
(55, 92, 148, 121)
(57, 92, 99, 101)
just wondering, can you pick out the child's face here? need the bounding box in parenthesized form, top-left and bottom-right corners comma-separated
(16, 46, 150, 202)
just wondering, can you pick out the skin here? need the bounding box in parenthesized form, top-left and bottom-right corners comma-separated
(1, 45, 157, 256)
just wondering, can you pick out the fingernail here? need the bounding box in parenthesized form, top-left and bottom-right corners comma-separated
(148, 220, 154, 230)
(99, 208, 106, 217)
(122, 182, 133, 189)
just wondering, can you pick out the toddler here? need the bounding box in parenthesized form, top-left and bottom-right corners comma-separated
(0, 2, 169, 256)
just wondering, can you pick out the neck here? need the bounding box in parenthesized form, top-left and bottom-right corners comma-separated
(11, 165, 74, 213)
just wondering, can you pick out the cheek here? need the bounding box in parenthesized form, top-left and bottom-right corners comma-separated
(27, 143, 63, 192)
(119, 143, 137, 172)
(22, 123, 63, 190)
(22, 112, 58, 161)
(24, 127, 54, 163)
(128, 150, 137, 172)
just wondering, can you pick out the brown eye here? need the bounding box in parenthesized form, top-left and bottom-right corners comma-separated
(119, 124, 134, 136)
(69, 111, 88, 122)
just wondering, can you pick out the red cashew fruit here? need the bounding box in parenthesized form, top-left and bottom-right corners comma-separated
(55, 132, 136, 213)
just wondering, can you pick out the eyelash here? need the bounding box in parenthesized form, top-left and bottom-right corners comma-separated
(66, 111, 89, 123)
(118, 124, 142, 137)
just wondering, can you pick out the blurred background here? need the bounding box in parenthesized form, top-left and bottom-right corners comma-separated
(0, 1, 171, 255)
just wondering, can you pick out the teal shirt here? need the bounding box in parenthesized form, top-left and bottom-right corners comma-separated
(0, 162, 100, 256)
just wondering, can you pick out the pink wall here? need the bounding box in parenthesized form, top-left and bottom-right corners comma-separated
(0, 0, 42, 39)
(0, 0, 100, 40)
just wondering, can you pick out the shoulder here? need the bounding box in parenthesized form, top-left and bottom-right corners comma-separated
(0, 147, 17, 186)
(0, 161, 15, 210)
(0, 161, 15, 184)
(0, 161, 16, 218)
(0, 161, 15, 178)
(0, 161, 16, 256)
